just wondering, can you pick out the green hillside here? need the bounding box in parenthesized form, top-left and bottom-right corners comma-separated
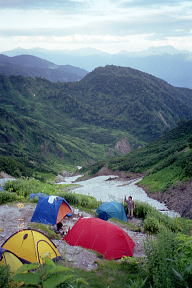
(1, 65, 192, 178)
(72, 65, 192, 141)
(86, 120, 192, 217)
(0, 74, 135, 179)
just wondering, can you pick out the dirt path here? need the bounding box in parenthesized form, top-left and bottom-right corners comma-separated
(0, 203, 146, 271)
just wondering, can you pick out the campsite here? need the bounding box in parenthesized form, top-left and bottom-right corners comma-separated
(0, 199, 146, 271)
(0, 174, 192, 288)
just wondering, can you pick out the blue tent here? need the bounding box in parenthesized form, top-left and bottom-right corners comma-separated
(31, 196, 72, 225)
(96, 201, 127, 222)
(30, 193, 48, 200)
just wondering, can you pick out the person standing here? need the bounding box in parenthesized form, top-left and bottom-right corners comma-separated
(124, 196, 135, 219)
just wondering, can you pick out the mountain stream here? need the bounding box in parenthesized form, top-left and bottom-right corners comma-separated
(59, 175, 179, 218)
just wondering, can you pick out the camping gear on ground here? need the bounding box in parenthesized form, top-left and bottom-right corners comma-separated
(1, 229, 61, 264)
(29, 193, 48, 199)
(63, 217, 135, 259)
(31, 196, 72, 225)
(0, 247, 23, 272)
(96, 201, 127, 222)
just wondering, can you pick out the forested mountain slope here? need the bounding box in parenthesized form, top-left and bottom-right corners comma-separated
(56, 65, 192, 141)
(0, 74, 134, 178)
(1, 65, 192, 178)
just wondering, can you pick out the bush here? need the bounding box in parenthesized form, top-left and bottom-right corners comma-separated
(175, 234, 192, 284)
(4, 178, 62, 197)
(134, 201, 182, 234)
(144, 230, 179, 288)
(119, 256, 140, 273)
(57, 192, 80, 206)
(0, 191, 18, 204)
(0, 265, 11, 288)
(144, 216, 164, 233)
(134, 201, 154, 218)
(57, 191, 100, 210)
(144, 230, 192, 288)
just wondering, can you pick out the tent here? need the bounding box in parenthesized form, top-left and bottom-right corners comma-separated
(2, 229, 61, 264)
(30, 193, 48, 200)
(96, 201, 127, 222)
(0, 247, 23, 272)
(31, 196, 72, 225)
(63, 217, 135, 260)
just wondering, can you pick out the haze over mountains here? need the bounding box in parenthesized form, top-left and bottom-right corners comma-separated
(1, 65, 192, 176)
(2, 46, 192, 88)
(0, 54, 88, 83)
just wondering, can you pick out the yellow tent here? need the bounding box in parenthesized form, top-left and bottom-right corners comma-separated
(2, 229, 61, 264)
(0, 247, 23, 272)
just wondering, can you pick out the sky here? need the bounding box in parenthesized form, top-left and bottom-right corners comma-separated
(0, 0, 192, 53)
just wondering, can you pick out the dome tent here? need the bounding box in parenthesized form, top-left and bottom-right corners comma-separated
(0, 247, 23, 272)
(31, 195, 72, 225)
(96, 201, 127, 222)
(63, 217, 135, 260)
(2, 229, 61, 264)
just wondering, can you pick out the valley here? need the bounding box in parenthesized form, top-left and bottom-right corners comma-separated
(1, 65, 192, 179)
(0, 62, 192, 288)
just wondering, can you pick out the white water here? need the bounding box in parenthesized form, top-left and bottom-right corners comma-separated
(59, 175, 180, 217)
(0, 178, 15, 186)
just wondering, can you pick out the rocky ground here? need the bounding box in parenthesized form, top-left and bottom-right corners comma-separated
(0, 203, 146, 271)
(150, 181, 192, 219)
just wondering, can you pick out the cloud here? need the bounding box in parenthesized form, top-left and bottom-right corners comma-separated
(0, 0, 191, 53)
(119, 0, 189, 7)
(0, 0, 85, 10)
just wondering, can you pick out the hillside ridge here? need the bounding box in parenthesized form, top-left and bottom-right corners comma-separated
(0, 54, 88, 82)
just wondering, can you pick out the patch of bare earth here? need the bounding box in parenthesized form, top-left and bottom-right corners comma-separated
(149, 180, 192, 219)
(0, 203, 146, 271)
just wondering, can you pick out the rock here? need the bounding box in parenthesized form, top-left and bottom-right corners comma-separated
(60, 170, 73, 177)
(114, 138, 131, 154)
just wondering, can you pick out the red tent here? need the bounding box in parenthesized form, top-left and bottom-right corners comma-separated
(63, 217, 135, 260)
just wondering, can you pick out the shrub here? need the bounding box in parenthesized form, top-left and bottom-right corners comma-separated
(144, 210, 182, 234)
(144, 216, 164, 233)
(4, 178, 62, 197)
(134, 201, 154, 218)
(134, 201, 182, 233)
(58, 192, 80, 206)
(119, 256, 140, 273)
(0, 191, 18, 204)
(144, 230, 192, 288)
(57, 191, 100, 210)
(175, 234, 192, 284)
(144, 230, 179, 288)
(0, 265, 11, 288)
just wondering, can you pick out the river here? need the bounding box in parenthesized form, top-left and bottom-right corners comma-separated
(60, 175, 180, 217)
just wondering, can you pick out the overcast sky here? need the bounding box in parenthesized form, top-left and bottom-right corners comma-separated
(0, 0, 192, 53)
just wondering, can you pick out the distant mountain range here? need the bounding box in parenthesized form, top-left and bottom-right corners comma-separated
(2, 46, 192, 88)
(0, 54, 88, 82)
(1, 65, 192, 177)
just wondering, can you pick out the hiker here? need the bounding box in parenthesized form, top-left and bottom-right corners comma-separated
(124, 196, 135, 219)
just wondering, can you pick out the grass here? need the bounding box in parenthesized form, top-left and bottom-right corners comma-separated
(139, 165, 182, 193)
(4, 178, 76, 198)
(3, 177, 101, 211)
(72, 259, 143, 288)
(28, 223, 61, 240)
